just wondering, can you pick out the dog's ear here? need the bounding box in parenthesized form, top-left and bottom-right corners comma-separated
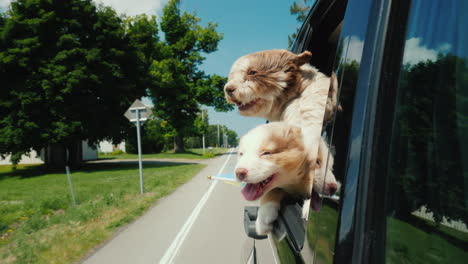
(284, 126, 301, 137)
(284, 126, 303, 147)
(292, 51, 312, 66)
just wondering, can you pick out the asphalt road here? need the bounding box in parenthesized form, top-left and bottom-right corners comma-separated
(82, 149, 277, 264)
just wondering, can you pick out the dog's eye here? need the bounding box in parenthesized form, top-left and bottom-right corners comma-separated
(316, 159, 322, 168)
(247, 70, 257, 75)
(261, 151, 271, 156)
(239, 152, 243, 156)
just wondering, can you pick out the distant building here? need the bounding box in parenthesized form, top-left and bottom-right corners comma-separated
(0, 149, 44, 165)
(98, 140, 126, 153)
(0, 141, 97, 165)
(82, 141, 98, 160)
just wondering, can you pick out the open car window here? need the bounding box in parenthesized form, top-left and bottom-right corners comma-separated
(270, 0, 360, 262)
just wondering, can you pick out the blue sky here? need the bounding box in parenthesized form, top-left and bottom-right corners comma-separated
(179, 0, 303, 138)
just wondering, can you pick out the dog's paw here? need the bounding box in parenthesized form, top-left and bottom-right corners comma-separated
(256, 202, 279, 235)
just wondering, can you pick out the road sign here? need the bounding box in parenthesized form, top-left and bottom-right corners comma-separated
(124, 99, 152, 124)
(125, 99, 153, 194)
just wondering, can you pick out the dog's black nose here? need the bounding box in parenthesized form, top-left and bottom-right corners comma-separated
(235, 168, 248, 181)
(225, 86, 236, 95)
(327, 183, 338, 195)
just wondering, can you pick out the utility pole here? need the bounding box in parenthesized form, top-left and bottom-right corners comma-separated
(202, 110, 205, 154)
(222, 128, 226, 148)
(217, 124, 220, 148)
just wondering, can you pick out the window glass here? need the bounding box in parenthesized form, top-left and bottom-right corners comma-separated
(308, 0, 372, 262)
(385, 0, 468, 263)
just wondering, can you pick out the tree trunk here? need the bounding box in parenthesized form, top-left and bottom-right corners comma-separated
(44, 141, 83, 168)
(173, 133, 185, 153)
(66, 142, 83, 168)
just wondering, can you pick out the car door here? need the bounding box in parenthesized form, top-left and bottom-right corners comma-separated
(271, 0, 373, 262)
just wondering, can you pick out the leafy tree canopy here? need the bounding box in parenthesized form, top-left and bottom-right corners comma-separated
(288, 0, 314, 47)
(0, 0, 155, 163)
(149, 0, 232, 152)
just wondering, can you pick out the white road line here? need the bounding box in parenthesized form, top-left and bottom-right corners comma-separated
(159, 149, 235, 264)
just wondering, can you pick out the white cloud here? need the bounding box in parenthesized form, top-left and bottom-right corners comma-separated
(343, 36, 364, 63)
(94, 0, 167, 16)
(342, 36, 452, 66)
(0, 0, 12, 11)
(402, 37, 451, 65)
(0, 0, 167, 16)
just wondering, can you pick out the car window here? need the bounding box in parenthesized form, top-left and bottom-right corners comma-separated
(307, 0, 398, 263)
(305, 0, 374, 263)
(383, 0, 468, 262)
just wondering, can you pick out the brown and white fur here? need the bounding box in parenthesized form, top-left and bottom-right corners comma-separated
(312, 137, 340, 211)
(235, 122, 337, 235)
(225, 49, 340, 197)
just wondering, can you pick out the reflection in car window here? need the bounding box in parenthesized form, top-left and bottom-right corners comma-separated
(307, 0, 372, 263)
(384, 0, 468, 262)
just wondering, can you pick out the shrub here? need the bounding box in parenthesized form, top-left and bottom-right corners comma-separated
(202, 152, 215, 158)
(39, 196, 69, 214)
(110, 149, 125, 155)
(23, 215, 47, 234)
(0, 221, 9, 233)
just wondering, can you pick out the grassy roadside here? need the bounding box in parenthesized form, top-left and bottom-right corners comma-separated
(98, 148, 228, 160)
(0, 161, 206, 263)
(305, 201, 468, 263)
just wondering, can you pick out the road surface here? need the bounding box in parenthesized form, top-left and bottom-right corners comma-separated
(82, 149, 277, 264)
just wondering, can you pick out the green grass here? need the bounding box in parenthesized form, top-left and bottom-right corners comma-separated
(274, 237, 305, 264)
(304, 200, 467, 264)
(386, 217, 468, 264)
(98, 148, 227, 160)
(307, 201, 339, 264)
(0, 161, 205, 264)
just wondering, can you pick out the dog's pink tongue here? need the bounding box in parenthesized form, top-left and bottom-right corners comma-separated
(242, 183, 262, 201)
(311, 191, 322, 212)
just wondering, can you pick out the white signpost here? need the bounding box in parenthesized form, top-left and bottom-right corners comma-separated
(125, 99, 152, 194)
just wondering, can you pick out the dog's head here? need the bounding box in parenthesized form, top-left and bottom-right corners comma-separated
(235, 122, 310, 201)
(224, 50, 312, 118)
(311, 138, 341, 211)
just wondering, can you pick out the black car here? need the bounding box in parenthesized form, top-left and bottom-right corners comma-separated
(246, 0, 468, 263)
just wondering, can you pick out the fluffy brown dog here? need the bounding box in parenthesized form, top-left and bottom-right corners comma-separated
(235, 122, 337, 234)
(225, 49, 339, 196)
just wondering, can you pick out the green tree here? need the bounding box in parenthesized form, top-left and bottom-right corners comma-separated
(176, 109, 208, 150)
(126, 118, 174, 154)
(0, 0, 154, 166)
(288, 0, 315, 47)
(194, 108, 209, 135)
(389, 54, 468, 223)
(224, 128, 239, 147)
(183, 109, 241, 149)
(204, 124, 238, 147)
(148, 0, 231, 153)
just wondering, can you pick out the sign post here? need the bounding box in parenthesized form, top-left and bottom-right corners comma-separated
(65, 166, 77, 206)
(202, 110, 205, 154)
(125, 99, 152, 194)
(135, 109, 144, 194)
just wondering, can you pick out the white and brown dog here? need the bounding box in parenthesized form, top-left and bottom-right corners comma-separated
(236, 122, 337, 235)
(225, 49, 340, 197)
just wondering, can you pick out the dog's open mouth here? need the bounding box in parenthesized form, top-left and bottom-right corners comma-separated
(241, 174, 275, 201)
(235, 98, 260, 111)
(311, 191, 323, 212)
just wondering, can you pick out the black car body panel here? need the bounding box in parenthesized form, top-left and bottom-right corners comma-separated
(272, 0, 468, 263)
